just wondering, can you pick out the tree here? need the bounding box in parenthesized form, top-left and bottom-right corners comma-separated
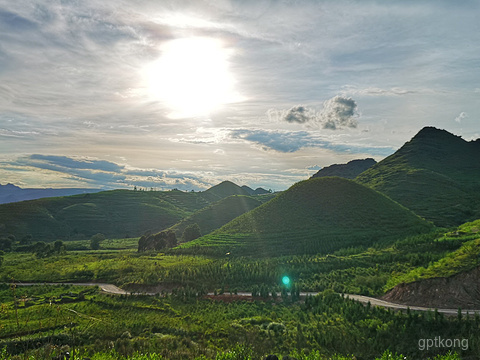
(90, 233, 105, 250)
(138, 230, 177, 252)
(20, 234, 33, 245)
(33, 242, 53, 258)
(54, 240, 65, 254)
(0, 238, 12, 251)
(182, 223, 202, 242)
(0, 250, 4, 267)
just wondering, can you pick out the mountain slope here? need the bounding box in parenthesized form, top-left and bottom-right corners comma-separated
(383, 219, 480, 309)
(168, 195, 271, 239)
(202, 181, 252, 201)
(312, 158, 376, 179)
(177, 177, 434, 257)
(356, 127, 480, 227)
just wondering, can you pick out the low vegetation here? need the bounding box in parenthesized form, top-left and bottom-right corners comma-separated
(1, 222, 479, 359)
(0, 284, 477, 359)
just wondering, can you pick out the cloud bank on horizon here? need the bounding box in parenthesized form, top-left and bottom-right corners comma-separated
(0, 0, 479, 190)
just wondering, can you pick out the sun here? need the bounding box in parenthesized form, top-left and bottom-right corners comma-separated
(145, 37, 242, 118)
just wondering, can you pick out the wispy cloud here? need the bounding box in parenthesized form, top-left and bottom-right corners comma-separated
(454, 112, 468, 123)
(341, 86, 419, 97)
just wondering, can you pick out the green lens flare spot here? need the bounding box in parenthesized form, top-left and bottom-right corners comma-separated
(282, 276, 290, 286)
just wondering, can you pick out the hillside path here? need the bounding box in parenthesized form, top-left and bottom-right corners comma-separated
(5, 282, 480, 315)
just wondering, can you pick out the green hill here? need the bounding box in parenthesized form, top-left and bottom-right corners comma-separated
(0, 189, 217, 241)
(202, 181, 252, 201)
(356, 127, 480, 227)
(177, 177, 434, 257)
(168, 194, 275, 240)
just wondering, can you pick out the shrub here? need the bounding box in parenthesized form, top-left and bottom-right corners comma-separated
(90, 233, 106, 250)
(182, 223, 202, 242)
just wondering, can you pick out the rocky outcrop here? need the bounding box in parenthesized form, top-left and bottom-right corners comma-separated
(382, 266, 480, 309)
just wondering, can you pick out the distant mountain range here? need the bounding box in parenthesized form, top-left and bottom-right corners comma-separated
(0, 181, 274, 241)
(241, 185, 271, 195)
(0, 183, 103, 204)
(311, 158, 377, 179)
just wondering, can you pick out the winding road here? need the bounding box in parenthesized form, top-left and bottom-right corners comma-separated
(7, 281, 480, 316)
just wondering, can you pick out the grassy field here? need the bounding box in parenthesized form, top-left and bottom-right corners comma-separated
(1, 221, 475, 297)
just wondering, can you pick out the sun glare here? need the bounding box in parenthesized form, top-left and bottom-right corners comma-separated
(145, 37, 242, 118)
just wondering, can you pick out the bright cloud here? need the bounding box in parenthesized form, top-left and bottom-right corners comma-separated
(454, 112, 468, 123)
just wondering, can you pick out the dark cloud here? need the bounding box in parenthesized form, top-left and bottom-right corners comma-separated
(272, 96, 358, 130)
(230, 129, 394, 155)
(319, 96, 358, 130)
(29, 154, 125, 172)
(283, 106, 314, 124)
(14, 155, 127, 187)
(231, 129, 310, 152)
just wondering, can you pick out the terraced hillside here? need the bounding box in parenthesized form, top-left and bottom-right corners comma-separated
(168, 194, 275, 239)
(177, 177, 434, 257)
(357, 127, 480, 226)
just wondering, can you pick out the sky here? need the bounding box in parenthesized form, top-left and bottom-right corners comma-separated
(1, 0, 479, 191)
